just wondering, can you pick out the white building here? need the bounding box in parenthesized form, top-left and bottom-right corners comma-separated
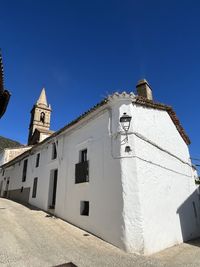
(0, 79, 199, 255)
(0, 146, 31, 166)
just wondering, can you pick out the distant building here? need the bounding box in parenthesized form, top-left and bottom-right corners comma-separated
(0, 80, 199, 255)
(0, 146, 31, 166)
(0, 52, 11, 118)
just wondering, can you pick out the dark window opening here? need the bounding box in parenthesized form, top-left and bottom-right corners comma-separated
(75, 149, 89, 184)
(36, 153, 40, 168)
(40, 112, 45, 123)
(125, 145, 132, 152)
(32, 177, 38, 198)
(22, 159, 28, 182)
(52, 142, 57, 160)
(80, 149, 87, 162)
(2, 170, 5, 176)
(52, 170, 58, 207)
(75, 161, 89, 183)
(21, 186, 24, 193)
(48, 169, 58, 209)
(80, 201, 89, 216)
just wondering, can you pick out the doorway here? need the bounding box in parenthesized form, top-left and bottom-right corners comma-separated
(4, 178, 10, 198)
(48, 169, 58, 209)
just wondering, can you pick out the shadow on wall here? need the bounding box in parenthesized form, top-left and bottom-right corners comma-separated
(177, 186, 200, 243)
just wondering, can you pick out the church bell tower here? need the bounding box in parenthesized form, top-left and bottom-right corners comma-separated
(28, 88, 52, 145)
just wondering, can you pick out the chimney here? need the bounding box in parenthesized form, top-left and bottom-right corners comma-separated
(136, 79, 153, 100)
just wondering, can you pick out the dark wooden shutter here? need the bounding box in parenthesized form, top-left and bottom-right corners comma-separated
(22, 159, 28, 182)
(36, 153, 40, 167)
(32, 177, 38, 198)
(75, 161, 89, 183)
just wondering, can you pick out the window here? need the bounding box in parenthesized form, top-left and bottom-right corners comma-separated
(22, 159, 28, 182)
(51, 142, 57, 160)
(40, 112, 45, 123)
(80, 201, 89, 216)
(80, 149, 87, 162)
(75, 149, 89, 184)
(36, 153, 40, 168)
(32, 177, 38, 198)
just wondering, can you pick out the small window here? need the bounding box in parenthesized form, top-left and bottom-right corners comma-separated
(36, 153, 40, 168)
(22, 159, 28, 182)
(51, 142, 57, 160)
(80, 149, 87, 162)
(75, 149, 89, 184)
(40, 112, 45, 123)
(2, 170, 5, 176)
(32, 177, 38, 198)
(80, 201, 89, 216)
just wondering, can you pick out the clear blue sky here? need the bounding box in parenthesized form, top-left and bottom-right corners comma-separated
(0, 0, 199, 166)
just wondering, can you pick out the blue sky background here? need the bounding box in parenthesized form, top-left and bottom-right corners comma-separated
(0, 0, 199, 167)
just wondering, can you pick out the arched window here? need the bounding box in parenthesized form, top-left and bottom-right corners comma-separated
(40, 112, 45, 123)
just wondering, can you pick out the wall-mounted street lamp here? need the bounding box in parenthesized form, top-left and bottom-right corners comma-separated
(120, 112, 132, 142)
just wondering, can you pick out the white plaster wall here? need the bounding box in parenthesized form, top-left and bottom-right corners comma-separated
(130, 104, 200, 254)
(0, 98, 135, 253)
(133, 105, 189, 161)
(54, 110, 126, 250)
(28, 145, 59, 211)
(7, 157, 31, 192)
(0, 163, 23, 196)
(108, 99, 144, 253)
(21, 106, 127, 251)
(0, 147, 31, 166)
(0, 152, 5, 166)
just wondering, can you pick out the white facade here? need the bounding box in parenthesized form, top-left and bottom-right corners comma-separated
(0, 92, 199, 255)
(0, 146, 31, 166)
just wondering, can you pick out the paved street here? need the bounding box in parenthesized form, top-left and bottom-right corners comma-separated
(0, 198, 200, 267)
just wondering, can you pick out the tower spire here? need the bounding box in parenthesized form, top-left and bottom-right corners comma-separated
(37, 88, 48, 106)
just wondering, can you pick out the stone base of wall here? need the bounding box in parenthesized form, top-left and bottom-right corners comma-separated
(7, 187, 30, 203)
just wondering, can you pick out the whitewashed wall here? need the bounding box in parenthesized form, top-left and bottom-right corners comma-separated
(27, 104, 128, 250)
(0, 147, 31, 166)
(127, 104, 200, 254)
(53, 109, 126, 250)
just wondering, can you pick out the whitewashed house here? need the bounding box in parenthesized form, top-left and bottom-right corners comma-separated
(0, 79, 199, 255)
(0, 146, 31, 166)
